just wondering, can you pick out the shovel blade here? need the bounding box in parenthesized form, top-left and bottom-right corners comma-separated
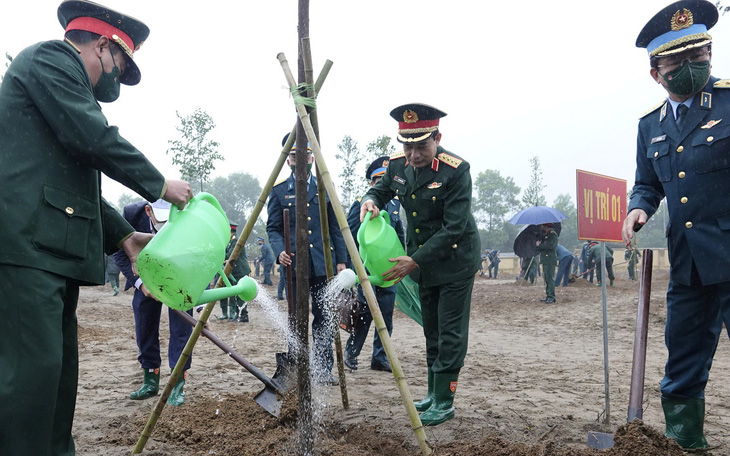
(254, 386, 282, 417)
(587, 431, 614, 449)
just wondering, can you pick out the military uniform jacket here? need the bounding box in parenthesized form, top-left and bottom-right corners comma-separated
(362, 147, 481, 286)
(586, 244, 613, 266)
(259, 242, 275, 266)
(628, 76, 730, 285)
(536, 229, 558, 266)
(266, 174, 347, 277)
(226, 236, 251, 280)
(0, 40, 165, 284)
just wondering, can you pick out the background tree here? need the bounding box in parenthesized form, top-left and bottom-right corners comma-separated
(208, 172, 265, 259)
(552, 193, 580, 251)
(1, 53, 13, 85)
(166, 107, 222, 193)
(335, 135, 366, 210)
(364, 135, 396, 164)
(113, 192, 144, 213)
(473, 169, 521, 251)
(521, 156, 547, 208)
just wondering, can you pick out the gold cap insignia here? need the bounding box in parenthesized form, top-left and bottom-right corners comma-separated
(671, 8, 693, 31)
(382, 159, 389, 168)
(701, 119, 722, 129)
(403, 110, 419, 124)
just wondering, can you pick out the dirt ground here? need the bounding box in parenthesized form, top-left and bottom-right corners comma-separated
(73, 267, 730, 455)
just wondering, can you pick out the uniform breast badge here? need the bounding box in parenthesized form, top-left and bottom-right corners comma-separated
(701, 119, 722, 129)
(427, 182, 442, 189)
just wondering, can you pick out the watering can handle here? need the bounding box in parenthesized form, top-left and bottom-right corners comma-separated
(169, 192, 227, 223)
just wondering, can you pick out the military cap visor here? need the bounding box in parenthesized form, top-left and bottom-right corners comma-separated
(58, 0, 149, 85)
(366, 156, 390, 180)
(390, 103, 447, 143)
(636, 0, 717, 57)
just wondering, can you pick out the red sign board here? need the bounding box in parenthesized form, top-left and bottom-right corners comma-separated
(576, 170, 627, 242)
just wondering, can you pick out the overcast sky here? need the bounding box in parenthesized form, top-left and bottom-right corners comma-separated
(2, 0, 728, 218)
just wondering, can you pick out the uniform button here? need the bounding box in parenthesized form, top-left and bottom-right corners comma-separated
(452, 244, 458, 249)
(685, 221, 693, 229)
(308, 230, 312, 234)
(288, 203, 292, 206)
(309, 244, 313, 248)
(307, 203, 310, 207)
(412, 212, 417, 217)
(707, 136, 714, 142)
(415, 228, 420, 234)
(432, 196, 436, 201)
(65, 207, 74, 215)
(680, 197, 688, 204)
(654, 151, 659, 157)
(677, 145, 684, 152)
(411, 194, 416, 199)
(678, 171, 686, 178)
(418, 244, 423, 248)
(308, 217, 311, 221)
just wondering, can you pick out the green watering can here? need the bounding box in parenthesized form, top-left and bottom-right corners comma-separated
(136, 192, 257, 311)
(340, 210, 406, 289)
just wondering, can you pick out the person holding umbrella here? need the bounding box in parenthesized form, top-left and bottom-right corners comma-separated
(536, 223, 559, 303)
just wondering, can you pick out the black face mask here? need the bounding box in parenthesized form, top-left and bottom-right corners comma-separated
(94, 49, 121, 103)
(660, 60, 711, 96)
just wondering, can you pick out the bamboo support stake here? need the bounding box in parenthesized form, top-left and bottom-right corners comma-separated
(277, 52, 432, 456)
(131, 62, 333, 455)
(301, 37, 349, 409)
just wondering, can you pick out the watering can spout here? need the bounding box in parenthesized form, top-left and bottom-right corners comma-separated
(338, 268, 385, 289)
(197, 276, 258, 305)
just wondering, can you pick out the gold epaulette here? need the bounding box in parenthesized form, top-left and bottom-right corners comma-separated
(390, 150, 406, 160)
(356, 197, 362, 202)
(714, 79, 730, 89)
(437, 152, 462, 168)
(640, 99, 666, 119)
(274, 178, 287, 186)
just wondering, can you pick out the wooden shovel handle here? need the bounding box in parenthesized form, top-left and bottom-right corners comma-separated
(628, 249, 653, 422)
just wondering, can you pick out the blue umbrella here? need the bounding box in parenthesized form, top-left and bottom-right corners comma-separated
(508, 206, 567, 226)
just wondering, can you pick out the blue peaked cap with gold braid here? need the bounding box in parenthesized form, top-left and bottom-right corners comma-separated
(636, 0, 718, 57)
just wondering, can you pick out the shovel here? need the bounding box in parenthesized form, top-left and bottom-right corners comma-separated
(173, 309, 285, 416)
(268, 208, 297, 391)
(587, 249, 653, 449)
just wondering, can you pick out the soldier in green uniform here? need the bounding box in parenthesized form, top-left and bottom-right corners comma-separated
(360, 103, 481, 426)
(586, 241, 615, 286)
(0, 2, 192, 454)
(536, 224, 558, 303)
(625, 245, 641, 280)
(220, 222, 252, 322)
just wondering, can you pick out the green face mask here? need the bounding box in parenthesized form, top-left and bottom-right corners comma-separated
(661, 60, 710, 96)
(290, 164, 313, 174)
(94, 50, 121, 103)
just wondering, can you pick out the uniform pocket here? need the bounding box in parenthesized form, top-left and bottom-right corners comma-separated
(646, 143, 671, 182)
(32, 184, 97, 261)
(692, 125, 730, 174)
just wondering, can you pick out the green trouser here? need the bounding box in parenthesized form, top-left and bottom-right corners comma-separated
(419, 275, 474, 373)
(596, 258, 615, 284)
(542, 262, 556, 300)
(0, 264, 78, 456)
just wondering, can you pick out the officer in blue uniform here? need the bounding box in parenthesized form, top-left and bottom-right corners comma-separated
(267, 134, 348, 385)
(622, 0, 730, 449)
(257, 236, 276, 285)
(361, 103, 481, 426)
(115, 200, 192, 406)
(344, 156, 405, 373)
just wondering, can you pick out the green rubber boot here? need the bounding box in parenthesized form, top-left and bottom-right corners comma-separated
(419, 372, 457, 426)
(414, 368, 434, 412)
(218, 302, 229, 320)
(229, 303, 239, 321)
(167, 371, 186, 406)
(129, 368, 160, 400)
(662, 395, 708, 449)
